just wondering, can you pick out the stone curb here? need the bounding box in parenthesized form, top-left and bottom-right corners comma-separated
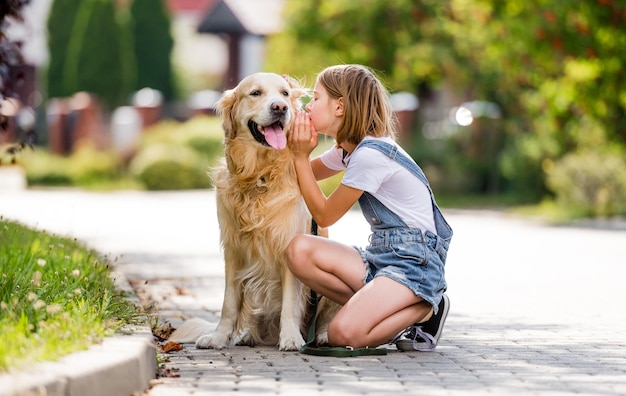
(0, 329, 156, 396)
(0, 273, 157, 396)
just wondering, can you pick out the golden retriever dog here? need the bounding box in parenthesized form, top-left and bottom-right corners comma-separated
(170, 73, 337, 351)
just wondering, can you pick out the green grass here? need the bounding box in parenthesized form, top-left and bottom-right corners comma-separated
(0, 218, 139, 372)
(510, 198, 593, 224)
(435, 192, 594, 224)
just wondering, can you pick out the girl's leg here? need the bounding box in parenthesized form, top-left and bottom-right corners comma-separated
(328, 276, 432, 348)
(286, 234, 431, 348)
(286, 234, 366, 305)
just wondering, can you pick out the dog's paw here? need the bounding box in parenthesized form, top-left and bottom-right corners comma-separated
(278, 332, 305, 351)
(195, 332, 230, 349)
(315, 330, 329, 346)
(233, 328, 254, 346)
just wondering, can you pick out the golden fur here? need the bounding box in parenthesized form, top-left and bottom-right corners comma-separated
(172, 73, 337, 351)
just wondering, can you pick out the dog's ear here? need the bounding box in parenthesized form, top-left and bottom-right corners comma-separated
(282, 74, 308, 100)
(282, 74, 309, 109)
(215, 88, 237, 139)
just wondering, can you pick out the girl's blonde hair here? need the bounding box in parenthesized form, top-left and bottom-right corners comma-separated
(317, 64, 397, 146)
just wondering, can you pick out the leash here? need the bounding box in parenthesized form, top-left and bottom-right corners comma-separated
(298, 219, 388, 357)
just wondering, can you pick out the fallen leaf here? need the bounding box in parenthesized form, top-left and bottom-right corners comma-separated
(153, 322, 175, 341)
(161, 341, 183, 353)
(174, 287, 189, 295)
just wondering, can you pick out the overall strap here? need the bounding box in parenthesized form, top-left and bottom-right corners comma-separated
(356, 140, 430, 186)
(355, 139, 453, 241)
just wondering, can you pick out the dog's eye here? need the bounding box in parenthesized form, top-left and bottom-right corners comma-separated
(282, 90, 289, 97)
(251, 90, 262, 96)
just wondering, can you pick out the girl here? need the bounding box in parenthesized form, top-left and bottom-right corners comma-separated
(287, 64, 452, 351)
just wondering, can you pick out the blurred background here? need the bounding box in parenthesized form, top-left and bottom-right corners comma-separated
(1, 0, 625, 221)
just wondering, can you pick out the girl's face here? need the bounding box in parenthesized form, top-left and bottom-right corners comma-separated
(305, 82, 342, 139)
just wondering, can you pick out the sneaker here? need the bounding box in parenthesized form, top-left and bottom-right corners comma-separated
(395, 294, 450, 352)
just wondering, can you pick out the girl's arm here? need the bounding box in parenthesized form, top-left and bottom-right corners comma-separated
(311, 157, 339, 181)
(292, 156, 362, 227)
(290, 112, 362, 227)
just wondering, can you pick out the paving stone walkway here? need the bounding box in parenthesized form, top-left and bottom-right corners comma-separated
(1, 189, 625, 395)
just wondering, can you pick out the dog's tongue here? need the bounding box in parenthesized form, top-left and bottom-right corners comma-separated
(264, 123, 287, 150)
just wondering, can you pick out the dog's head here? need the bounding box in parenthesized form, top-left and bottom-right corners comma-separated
(216, 73, 307, 150)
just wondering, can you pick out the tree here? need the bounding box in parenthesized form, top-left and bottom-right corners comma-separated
(63, 0, 129, 110)
(266, 0, 626, 203)
(129, 0, 176, 100)
(266, 0, 454, 93)
(1, 0, 34, 164)
(45, 0, 81, 99)
(448, 1, 626, 199)
(0, 0, 31, 103)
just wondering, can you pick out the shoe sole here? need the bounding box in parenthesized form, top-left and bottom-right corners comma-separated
(395, 338, 434, 352)
(396, 295, 450, 352)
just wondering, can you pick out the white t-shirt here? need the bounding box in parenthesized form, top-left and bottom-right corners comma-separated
(319, 136, 436, 233)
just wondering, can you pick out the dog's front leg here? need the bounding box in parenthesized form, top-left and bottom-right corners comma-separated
(315, 298, 341, 345)
(278, 269, 306, 351)
(196, 257, 239, 349)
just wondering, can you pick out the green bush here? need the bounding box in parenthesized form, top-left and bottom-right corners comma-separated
(174, 116, 224, 163)
(128, 115, 224, 190)
(129, 144, 210, 190)
(18, 145, 122, 188)
(546, 150, 626, 217)
(141, 116, 221, 143)
(18, 116, 224, 190)
(68, 144, 121, 186)
(19, 150, 73, 186)
(136, 119, 182, 145)
(139, 115, 224, 163)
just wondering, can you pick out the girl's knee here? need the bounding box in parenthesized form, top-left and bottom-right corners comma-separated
(328, 317, 363, 348)
(286, 234, 310, 275)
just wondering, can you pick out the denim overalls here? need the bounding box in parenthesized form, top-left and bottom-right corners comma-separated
(353, 139, 453, 312)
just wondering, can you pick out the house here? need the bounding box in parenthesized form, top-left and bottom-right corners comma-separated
(168, 0, 285, 89)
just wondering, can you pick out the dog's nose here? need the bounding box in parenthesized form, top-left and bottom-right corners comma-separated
(271, 101, 288, 115)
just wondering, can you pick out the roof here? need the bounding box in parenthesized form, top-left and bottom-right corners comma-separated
(167, 0, 216, 13)
(197, 0, 285, 36)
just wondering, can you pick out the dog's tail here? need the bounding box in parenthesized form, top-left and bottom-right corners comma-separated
(168, 318, 216, 343)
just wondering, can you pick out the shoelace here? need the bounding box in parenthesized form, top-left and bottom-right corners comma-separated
(389, 327, 408, 344)
(390, 325, 436, 349)
(412, 326, 436, 349)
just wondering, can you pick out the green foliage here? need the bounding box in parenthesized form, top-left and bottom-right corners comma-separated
(19, 145, 122, 188)
(460, 1, 626, 203)
(45, 0, 175, 107)
(317, 171, 344, 197)
(45, 0, 81, 99)
(19, 116, 224, 191)
(19, 150, 73, 186)
(64, 0, 128, 110)
(267, 0, 626, 215)
(309, 136, 344, 196)
(129, 144, 209, 190)
(129, 115, 224, 190)
(0, 219, 138, 371)
(129, 0, 176, 100)
(546, 150, 626, 218)
(267, 0, 455, 91)
(177, 118, 225, 160)
(140, 115, 224, 161)
(67, 144, 122, 186)
(116, 2, 137, 100)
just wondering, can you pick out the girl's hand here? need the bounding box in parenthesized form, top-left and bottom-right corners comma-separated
(289, 111, 318, 159)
